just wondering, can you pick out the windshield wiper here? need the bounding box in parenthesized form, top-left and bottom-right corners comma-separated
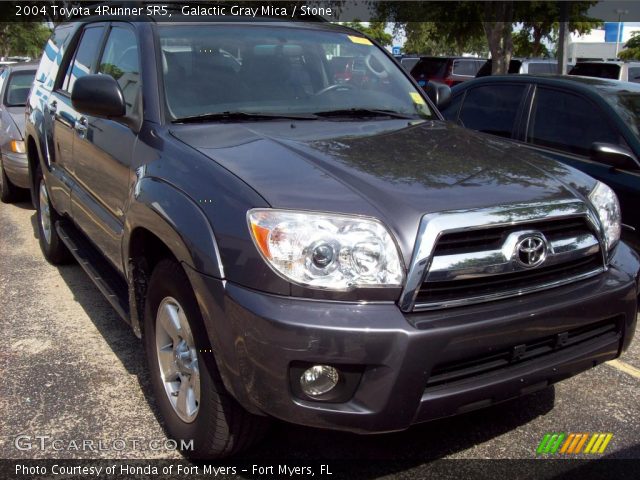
(173, 111, 319, 123)
(313, 108, 416, 120)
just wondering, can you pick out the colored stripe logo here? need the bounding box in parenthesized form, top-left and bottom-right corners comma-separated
(537, 433, 613, 455)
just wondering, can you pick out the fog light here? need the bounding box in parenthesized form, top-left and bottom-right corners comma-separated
(300, 365, 339, 397)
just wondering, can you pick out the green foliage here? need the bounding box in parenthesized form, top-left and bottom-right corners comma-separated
(401, 22, 488, 56)
(517, 1, 601, 58)
(513, 29, 550, 58)
(374, 1, 599, 73)
(619, 31, 640, 60)
(0, 22, 51, 59)
(99, 63, 124, 81)
(342, 21, 393, 47)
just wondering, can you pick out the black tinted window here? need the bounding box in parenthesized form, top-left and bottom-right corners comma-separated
(452, 59, 481, 76)
(528, 88, 620, 156)
(400, 57, 419, 72)
(62, 26, 104, 93)
(441, 93, 463, 122)
(627, 67, 640, 83)
(99, 26, 140, 115)
(528, 62, 556, 74)
(411, 58, 448, 77)
(458, 84, 525, 138)
(569, 63, 621, 80)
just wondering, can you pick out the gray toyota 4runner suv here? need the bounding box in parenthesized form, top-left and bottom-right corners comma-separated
(26, 19, 639, 458)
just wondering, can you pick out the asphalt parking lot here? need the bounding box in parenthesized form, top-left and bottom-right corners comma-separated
(1, 198, 639, 474)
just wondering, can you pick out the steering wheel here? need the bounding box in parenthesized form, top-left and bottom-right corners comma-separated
(314, 83, 357, 96)
(365, 54, 388, 79)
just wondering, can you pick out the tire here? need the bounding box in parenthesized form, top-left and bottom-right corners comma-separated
(144, 259, 268, 458)
(0, 157, 18, 203)
(35, 165, 72, 264)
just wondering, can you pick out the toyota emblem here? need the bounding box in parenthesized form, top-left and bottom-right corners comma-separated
(515, 234, 548, 268)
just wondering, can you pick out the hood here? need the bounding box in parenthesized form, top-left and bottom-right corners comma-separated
(170, 119, 593, 263)
(6, 107, 26, 138)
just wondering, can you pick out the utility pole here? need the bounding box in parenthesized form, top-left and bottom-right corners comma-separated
(615, 9, 628, 58)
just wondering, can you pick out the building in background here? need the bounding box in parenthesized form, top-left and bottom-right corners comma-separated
(569, 22, 640, 61)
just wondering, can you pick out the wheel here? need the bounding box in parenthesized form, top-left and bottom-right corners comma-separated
(35, 165, 72, 264)
(0, 157, 18, 203)
(144, 259, 268, 458)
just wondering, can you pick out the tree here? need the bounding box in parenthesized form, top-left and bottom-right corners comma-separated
(342, 21, 393, 47)
(517, 1, 601, 58)
(512, 29, 550, 57)
(401, 22, 488, 56)
(483, 1, 515, 74)
(0, 22, 51, 59)
(374, 1, 601, 74)
(619, 31, 640, 60)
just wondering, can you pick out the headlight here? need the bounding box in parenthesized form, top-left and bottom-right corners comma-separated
(247, 209, 404, 290)
(589, 181, 621, 251)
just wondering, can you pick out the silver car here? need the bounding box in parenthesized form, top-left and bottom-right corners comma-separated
(0, 63, 36, 202)
(569, 61, 640, 83)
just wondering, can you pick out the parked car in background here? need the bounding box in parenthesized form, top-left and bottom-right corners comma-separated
(398, 55, 420, 72)
(0, 63, 37, 202)
(441, 75, 640, 249)
(569, 61, 640, 83)
(476, 58, 569, 77)
(410, 56, 485, 87)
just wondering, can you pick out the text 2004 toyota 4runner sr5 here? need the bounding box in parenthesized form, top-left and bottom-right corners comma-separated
(26, 19, 639, 458)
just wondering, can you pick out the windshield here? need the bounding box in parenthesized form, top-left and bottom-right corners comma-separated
(4, 70, 35, 106)
(603, 91, 640, 137)
(157, 25, 433, 121)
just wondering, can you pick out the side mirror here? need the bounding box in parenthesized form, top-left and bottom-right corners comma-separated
(71, 74, 125, 118)
(590, 142, 639, 170)
(424, 82, 452, 110)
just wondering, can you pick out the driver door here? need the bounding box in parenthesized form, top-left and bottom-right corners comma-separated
(71, 23, 141, 272)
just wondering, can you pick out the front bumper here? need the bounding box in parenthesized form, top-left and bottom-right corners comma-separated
(1, 151, 29, 188)
(185, 242, 640, 434)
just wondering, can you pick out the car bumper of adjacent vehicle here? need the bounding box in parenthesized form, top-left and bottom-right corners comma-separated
(1, 151, 29, 188)
(185, 242, 640, 434)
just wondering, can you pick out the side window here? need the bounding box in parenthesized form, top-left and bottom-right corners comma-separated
(452, 60, 478, 77)
(528, 63, 555, 74)
(0, 68, 7, 94)
(527, 88, 621, 157)
(61, 26, 105, 94)
(627, 67, 640, 83)
(458, 84, 526, 138)
(98, 26, 140, 115)
(441, 93, 463, 122)
(35, 25, 73, 89)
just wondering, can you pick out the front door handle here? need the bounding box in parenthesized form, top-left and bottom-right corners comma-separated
(48, 100, 57, 115)
(75, 117, 88, 137)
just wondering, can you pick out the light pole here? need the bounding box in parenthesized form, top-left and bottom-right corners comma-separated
(615, 9, 628, 58)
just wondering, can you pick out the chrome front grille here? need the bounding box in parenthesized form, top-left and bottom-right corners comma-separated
(399, 200, 607, 312)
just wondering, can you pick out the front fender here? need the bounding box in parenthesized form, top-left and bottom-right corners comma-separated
(123, 176, 223, 279)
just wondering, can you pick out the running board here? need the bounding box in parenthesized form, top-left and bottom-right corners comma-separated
(55, 221, 130, 323)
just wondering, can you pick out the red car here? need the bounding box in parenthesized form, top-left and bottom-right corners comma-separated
(410, 56, 485, 87)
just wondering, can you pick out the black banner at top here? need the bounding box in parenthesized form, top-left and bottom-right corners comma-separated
(2, 1, 640, 24)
